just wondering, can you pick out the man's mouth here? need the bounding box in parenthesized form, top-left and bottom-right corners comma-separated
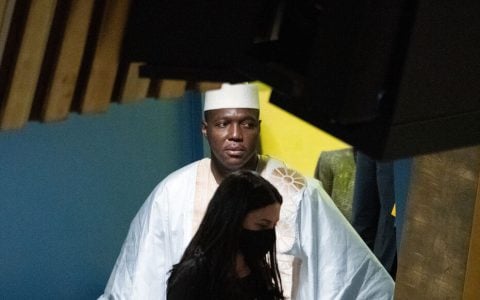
(225, 147, 245, 156)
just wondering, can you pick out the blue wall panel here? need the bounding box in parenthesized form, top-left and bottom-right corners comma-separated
(0, 95, 203, 299)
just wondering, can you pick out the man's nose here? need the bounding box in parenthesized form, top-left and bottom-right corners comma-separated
(228, 124, 243, 140)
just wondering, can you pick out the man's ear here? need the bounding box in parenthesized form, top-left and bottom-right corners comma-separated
(201, 121, 208, 137)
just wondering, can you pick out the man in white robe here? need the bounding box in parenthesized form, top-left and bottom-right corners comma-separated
(99, 83, 394, 299)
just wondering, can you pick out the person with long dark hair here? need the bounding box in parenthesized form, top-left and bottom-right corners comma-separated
(167, 170, 284, 300)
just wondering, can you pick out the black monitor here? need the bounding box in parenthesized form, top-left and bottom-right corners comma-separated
(122, 0, 480, 160)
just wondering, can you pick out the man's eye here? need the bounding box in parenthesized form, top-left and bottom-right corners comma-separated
(241, 121, 257, 128)
(216, 122, 227, 128)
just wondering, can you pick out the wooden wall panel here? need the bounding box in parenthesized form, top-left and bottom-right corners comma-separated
(0, 0, 227, 130)
(156, 79, 187, 99)
(463, 174, 480, 299)
(41, 0, 95, 122)
(395, 146, 480, 299)
(193, 81, 222, 92)
(79, 0, 131, 113)
(0, 1, 7, 27)
(0, 0, 16, 67)
(118, 62, 151, 103)
(0, 0, 57, 130)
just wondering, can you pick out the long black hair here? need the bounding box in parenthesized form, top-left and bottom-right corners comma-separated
(168, 170, 284, 299)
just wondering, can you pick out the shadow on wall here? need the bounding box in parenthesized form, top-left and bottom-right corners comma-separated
(0, 94, 203, 299)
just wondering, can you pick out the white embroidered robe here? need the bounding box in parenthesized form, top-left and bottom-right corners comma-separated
(99, 156, 394, 300)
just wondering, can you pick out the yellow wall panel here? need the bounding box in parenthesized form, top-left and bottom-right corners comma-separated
(257, 82, 349, 176)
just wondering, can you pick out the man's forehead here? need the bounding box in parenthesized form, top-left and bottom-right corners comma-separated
(205, 108, 260, 120)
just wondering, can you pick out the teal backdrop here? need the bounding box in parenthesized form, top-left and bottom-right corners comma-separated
(0, 94, 204, 299)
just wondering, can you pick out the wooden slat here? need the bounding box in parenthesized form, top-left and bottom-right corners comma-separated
(41, 0, 95, 122)
(79, 0, 131, 113)
(0, 0, 57, 130)
(193, 81, 222, 92)
(157, 79, 187, 99)
(0, 0, 16, 66)
(0, 1, 7, 25)
(463, 166, 480, 300)
(118, 62, 150, 103)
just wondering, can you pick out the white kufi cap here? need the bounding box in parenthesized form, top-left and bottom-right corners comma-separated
(204, 83, 259, 111)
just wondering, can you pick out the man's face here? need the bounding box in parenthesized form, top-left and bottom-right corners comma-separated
(202, 108, 260, 173)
